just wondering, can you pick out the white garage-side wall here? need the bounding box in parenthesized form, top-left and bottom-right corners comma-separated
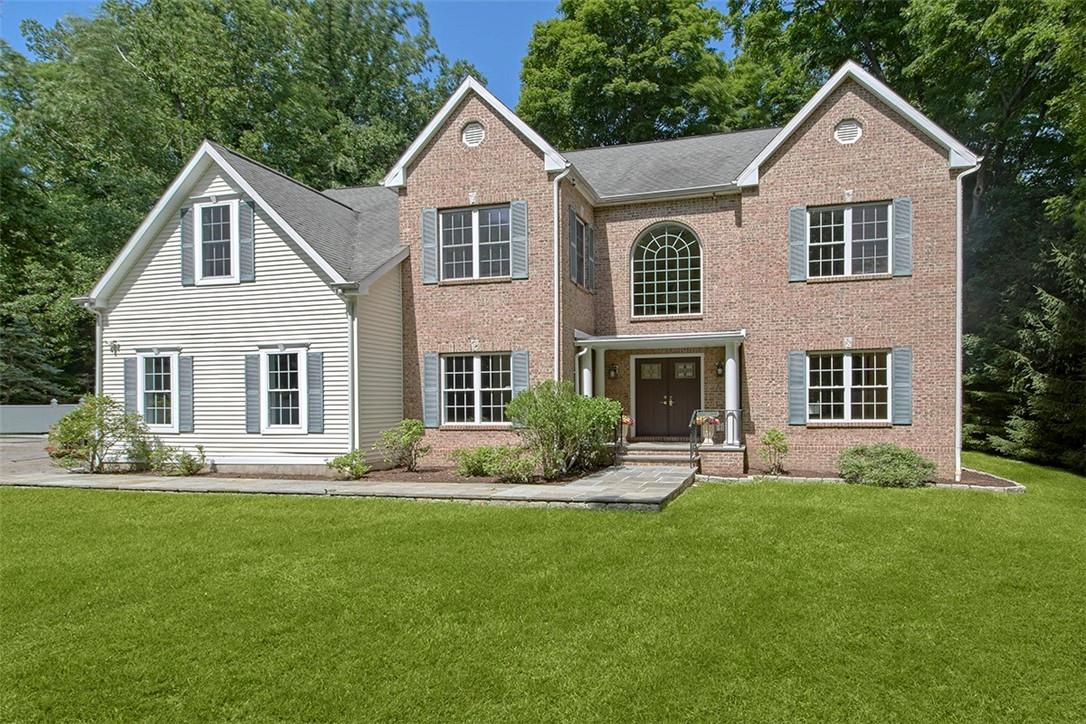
(356, 268, 404, 464)
(101, 165, 352, 465)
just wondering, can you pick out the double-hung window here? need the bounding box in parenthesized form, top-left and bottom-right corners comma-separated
(807, 350, 890, 422)
(808, 202, 890, 278)
(194, 199, 240, 284)
(440, 205, 511, 280)
(260, 348, 307, 431)
(571, 215, 588, 287)
(138, 351, 179, 433)
(442, 353, 512, 424)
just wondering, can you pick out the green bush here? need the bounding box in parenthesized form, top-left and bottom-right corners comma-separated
(757, 427, 789, 475)
(327, 450, 371, 479)
(505, 380, 621, 479)
(174, 446, 207, 476)
(374, 419, 431, 471)
(47, 395, 148, 472)
(838, 443, 937, 488)
(451, 445, 537, 483)
(133, 437, 207, 476)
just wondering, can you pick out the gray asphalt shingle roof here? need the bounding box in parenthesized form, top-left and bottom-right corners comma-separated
(210, 142, 403, 283)
(563, 127, 782, 200)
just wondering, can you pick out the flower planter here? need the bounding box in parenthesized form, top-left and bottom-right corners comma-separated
(702, 424, 716, 446)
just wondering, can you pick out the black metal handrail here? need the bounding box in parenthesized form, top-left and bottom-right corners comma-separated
(689, 409, 743, 463)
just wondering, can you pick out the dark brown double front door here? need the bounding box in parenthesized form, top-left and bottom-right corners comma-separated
(634, 357, 701, 438)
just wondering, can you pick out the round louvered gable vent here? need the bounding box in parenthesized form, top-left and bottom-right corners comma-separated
(462, 122, 485, 147)
(834, 118, 862, 144)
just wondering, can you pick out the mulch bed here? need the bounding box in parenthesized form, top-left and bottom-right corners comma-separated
(210, 466, 577, 486)
(954, 468, 1021, 488)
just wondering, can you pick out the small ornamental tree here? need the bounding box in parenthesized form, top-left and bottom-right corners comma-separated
(374, 419, 431, 471)
(47, 395, 148, 472)
(757, 428, 789, 475)
(505, 381, 621, 479)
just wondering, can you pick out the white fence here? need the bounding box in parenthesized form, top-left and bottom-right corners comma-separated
(0, 401, 80, 434)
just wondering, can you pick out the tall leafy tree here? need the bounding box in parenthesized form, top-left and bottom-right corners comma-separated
(518, 0, 730, 148)
(0, 0, 480, 403)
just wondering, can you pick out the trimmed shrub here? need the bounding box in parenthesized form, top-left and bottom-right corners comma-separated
(505, 380, 622, 479)
(451, 445, 538, 483)
(838, 443, 937, 488)
(47, 395, 148, 472)
(757, 427, 789, 475)
(374, 419, 430, 471)
(327, 450, 371, 479)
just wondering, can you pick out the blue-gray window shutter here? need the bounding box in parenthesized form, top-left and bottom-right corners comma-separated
(586, 225, 596, 291)
(788, 351, 806, 425)
(422, 353, 439, 428)
(511, 350, 530, 395)
(180, 207, 195, 286)
(892, 197, 913, 277)
(179, 355, 194, 433)
(568, 207, 577, 283)
(307, 351, 324, 434)
(421, 208, 438, 284)
(892, 347, 913, 424)
(124, 357, 137, 413)
(244, 354, 260, 433)
(511, 200, 528, 279)
(239, 200, 255, 282)
(788, 206, 806, 282)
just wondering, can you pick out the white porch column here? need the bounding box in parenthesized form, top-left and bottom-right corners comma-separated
(594, 348, 606, 397)
(724, 341, 740, 445)
(579, 348, 592, 397)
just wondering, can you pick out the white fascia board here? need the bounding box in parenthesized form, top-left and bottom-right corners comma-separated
(735, 60, 979, 188)
(574, 329, 748, 350)
(381, 76, 568, 188)
(89, 141, 349, 305)
(352, 246, 410, 295)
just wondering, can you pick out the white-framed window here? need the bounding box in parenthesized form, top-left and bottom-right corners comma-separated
(137, 351, 179, 433)
(440, 205, 510, 280)
(260, 348, 307, 432)
(807, 350, 890, 422)
(808, 202, 891, 278)
(194, 198, 240, 284)
(441, 353, 512, 424)
(571, 214, 588, 287)
(631, 223, 702, 317)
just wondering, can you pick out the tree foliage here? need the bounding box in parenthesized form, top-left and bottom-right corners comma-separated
(1, 0, 479, 403)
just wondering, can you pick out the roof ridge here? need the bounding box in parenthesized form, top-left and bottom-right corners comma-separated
(207, 140, 358, 213)
(563, 126, 781, 154)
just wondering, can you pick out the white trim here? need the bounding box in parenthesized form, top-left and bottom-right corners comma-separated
(629, 222, 704, 319)
(553, 167, 572, 380)
(87, 141, 348, 305)
(575, 329, 747, 351)
(354, 247, 409, 295)
(209, 455, 346, 466)
(193, 198, 240, 285)
(736, 61, 979, 187)
(382, 77, 567, 188)
(437, 205, 512, 281)
(955, 163, 982, 482)
(438, 352, 514, 426)
(137, 351, 180, 434)
(629, 353, 705, 439)
(259, 347, 308, 434)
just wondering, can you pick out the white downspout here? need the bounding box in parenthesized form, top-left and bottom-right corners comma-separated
(552, 165, 572, 381)
(576, 346, 591, 396)
(955, 161, 982, 483)
(344, 293, 358, 452)
(94, 307, 103, 396)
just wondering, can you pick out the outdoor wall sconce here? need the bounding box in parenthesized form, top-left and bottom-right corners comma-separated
(607, 364, 619, 379)
(110, 340, 120, 355)
(715, 361, 725, 377)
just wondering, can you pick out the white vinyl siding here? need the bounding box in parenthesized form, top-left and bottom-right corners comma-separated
(101, 165, 351, 464)
(356, 270, 404, 465)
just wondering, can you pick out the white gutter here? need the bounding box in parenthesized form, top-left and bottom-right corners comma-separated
(955, 160, 982, 483)
(552, 165, 572, 380)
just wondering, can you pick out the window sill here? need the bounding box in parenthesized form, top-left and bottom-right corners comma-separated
(571, 281, 595, 295)
(630, 314, 703, 323)
(806, 421, 893, 428)
(805, 273, 893, 284)
(261, 426, 307, 435)
(194, 277, 240, 287)
(438, 276, 512, 287)
(439, 424, 514, 432)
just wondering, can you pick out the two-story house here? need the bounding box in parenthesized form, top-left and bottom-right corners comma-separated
(80, 61, 979, 481)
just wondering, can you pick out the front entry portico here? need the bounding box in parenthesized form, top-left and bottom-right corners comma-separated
(574, 329, 746, 446)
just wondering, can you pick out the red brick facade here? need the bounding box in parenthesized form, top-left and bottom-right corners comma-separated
(398, 79, 961, 478)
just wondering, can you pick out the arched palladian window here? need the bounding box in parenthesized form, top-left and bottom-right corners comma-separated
(631, 223, 702, 317)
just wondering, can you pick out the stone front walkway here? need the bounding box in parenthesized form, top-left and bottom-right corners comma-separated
(0, 464, 696, 511)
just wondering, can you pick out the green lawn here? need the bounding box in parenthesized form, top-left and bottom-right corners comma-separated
(2, 452, 1083, 722)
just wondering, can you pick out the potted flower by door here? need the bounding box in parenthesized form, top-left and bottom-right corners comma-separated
(621, 414, 634, 442)
(695, 415, 720, 445)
